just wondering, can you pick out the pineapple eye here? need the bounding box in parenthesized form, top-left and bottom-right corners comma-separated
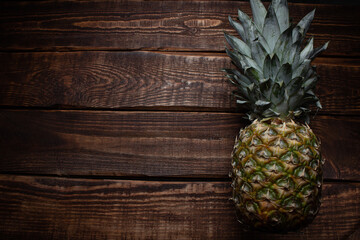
(294, 166, 310, 179)
(299, 146, 313, 157)
(233, 195, 241, 204)
(261, 128, 277, 137)
(231, 154, 240, 167)
(241, 182, 252, 193)
(280, 151, 299, 164)
(245, 201, 259, 213)
(268, 211, 285, 226)
(244, 129, 253, 138)
(310, 138, 319, 148)
(236, 169, 245, 178)
(268, 128, 278, 136)
(264, 161, 284, 172)
(298, 127, 308, 135)
(286, 132, 301, 142)
(270, 137, 288, 149)
(244, 158, 257, 169)
(256, 188, 277, 201)
(282, 196, 302, 209)
(304, 204, 318, 216)
(278, 139, 288, 149)
(309, 159, 320, 169)
(250, 172, 266, 182)
(231, 160, 237, 167)
(299, 184, 314, 196)
(250, 136, 263, 146)
(237, 149, 249, 159)
(275, 177, 295, 190)
(256, 148, 272, 159)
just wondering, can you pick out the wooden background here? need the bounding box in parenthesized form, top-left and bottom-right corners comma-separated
(0, 0, 359, 239)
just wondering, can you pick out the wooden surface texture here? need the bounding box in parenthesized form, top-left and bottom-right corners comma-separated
(0, 0, 359, 239)
(0, 175, 359, 240)
(1, 110, 359, 180)
(0, 52, 359, 114)
(1, 1, 359, 55)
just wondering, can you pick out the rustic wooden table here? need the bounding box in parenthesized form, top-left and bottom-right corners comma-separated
(0, 1, 359, 239)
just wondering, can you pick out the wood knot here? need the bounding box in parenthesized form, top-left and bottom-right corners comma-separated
(184, 19, 222, 28)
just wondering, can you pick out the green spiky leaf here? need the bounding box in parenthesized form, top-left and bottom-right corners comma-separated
(292, 59, 311, 78)
(242, 55, 262, 73)
(237, 99, 249, 105)
(250, 0, 267, 31)
(255, 100, 271, 106)
(293, 9, 315, 43)
(238, 9, 253, 44)
(303, 76, 317, 92)
(270, 82, 284, 104)
(259, 78, 271, 94)
(263, 55, 280, 79)
(224, 32, 252, 57)
(276, 63, 292, 85)
(228, 16, 246, 41)
(225, 48, 245, 71)
(288, 77, 303, 94)
(274, 27, 293, 63)
(263, 3, 281, 51)
(223, 69, 253, 85)
(273, 0, 290, 33)
(245, 67, 263, 82)
(300, 38, 314, 61)
(251, 39, 268, 68)
(309, 41, 329, 60)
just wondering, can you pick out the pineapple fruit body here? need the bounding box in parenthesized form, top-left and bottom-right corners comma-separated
(230, 117, 323, 232)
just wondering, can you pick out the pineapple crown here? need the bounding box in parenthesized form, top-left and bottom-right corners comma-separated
(223, 0, 329, 123)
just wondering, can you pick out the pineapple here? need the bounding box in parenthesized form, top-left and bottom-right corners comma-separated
(224, 0, 329, 232)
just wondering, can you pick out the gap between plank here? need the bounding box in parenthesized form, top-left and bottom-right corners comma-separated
(0, 105, 359, 118)
(0, 172, 359, 184)
(1, 48, 360, 60)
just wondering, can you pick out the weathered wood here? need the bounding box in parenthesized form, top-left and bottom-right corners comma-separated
(0, 175, 359, 240)
(0, 110, 358, 180)
(0, 52, 359, 114)
(0, 1, 358, 56)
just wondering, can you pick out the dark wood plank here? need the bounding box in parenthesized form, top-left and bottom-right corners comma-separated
(0, 51, 359, 114)
(0, 51, 233, 111)
(0, 1, 358, 56)
(0, 110, 359, 180)
(0, 175, 359, 240)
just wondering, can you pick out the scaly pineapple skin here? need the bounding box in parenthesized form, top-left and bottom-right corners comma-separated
(231, 117, 323, 232)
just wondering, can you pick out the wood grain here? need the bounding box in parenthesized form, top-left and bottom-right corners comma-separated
(0, 175, 359, 240)
(0, 1, 359, 56)
(0, 1, 358, 239)
(0, 51, 359, 114)
(0, 110, 359, 180)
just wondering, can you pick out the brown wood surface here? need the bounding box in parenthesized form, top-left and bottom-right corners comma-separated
(1, 1, 359, 56)
(1, 52, 359, 114)
(0, 110, 358, 180)
(0, 0, 359, 239)
(0, 174, 359, 240)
